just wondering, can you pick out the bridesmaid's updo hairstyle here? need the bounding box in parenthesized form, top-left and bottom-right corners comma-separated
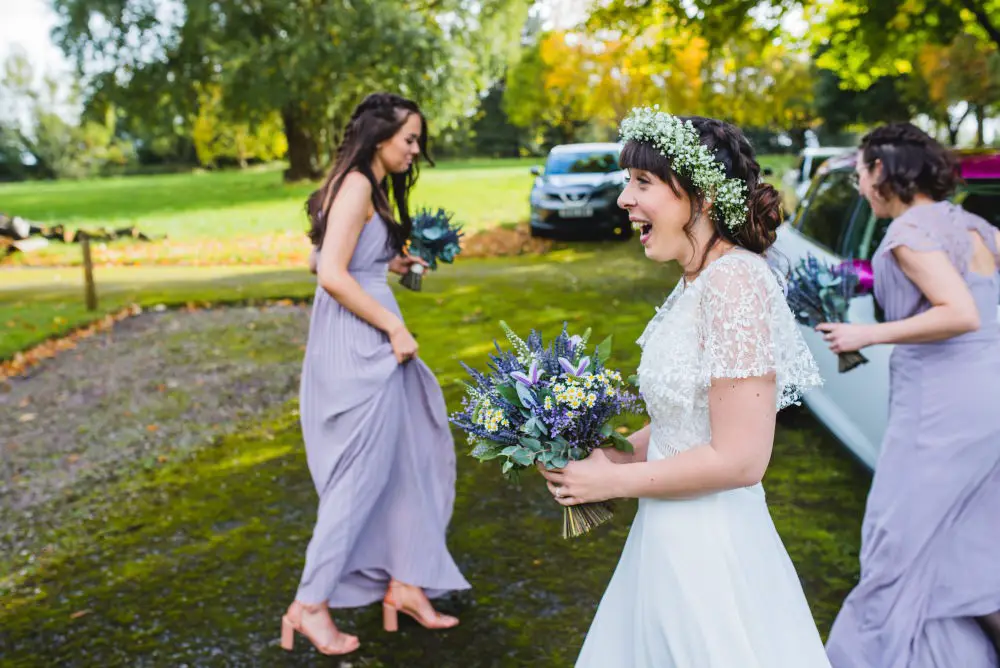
(860, 123, 958, 203)
(307, 92, 432, 253)
(619, 115, 783, 272)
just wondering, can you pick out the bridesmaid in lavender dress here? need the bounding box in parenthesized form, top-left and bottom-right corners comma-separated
(281, 93, 470, 657)
(819, 124, 1000, 667)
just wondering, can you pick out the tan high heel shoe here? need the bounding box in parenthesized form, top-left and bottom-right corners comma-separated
(382, 579, 460, 632)
(280, 601, 360, 655)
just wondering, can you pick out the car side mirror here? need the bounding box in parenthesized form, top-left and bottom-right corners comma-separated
(530, 166, 541, 176)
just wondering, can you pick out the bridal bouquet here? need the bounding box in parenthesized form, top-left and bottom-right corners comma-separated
(400, 207, 463, 291)
(785, 254, 873, 373)
(451, 321, 640, 538)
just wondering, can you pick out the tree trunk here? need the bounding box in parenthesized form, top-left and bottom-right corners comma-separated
(975, 104, 986, 147)
(947, 103, 971, 146)
(281, 103, 321, 182)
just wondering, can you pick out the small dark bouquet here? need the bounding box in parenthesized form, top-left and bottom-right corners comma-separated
(785, 254, 874, 373)
(400, 207, 463, 291)
(451, 321, 641, 538)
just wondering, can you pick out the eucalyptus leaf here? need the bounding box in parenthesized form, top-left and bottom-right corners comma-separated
(496, 383, 520, 405)
(515, 382, 537, 408)
(610, 431, 634, 453)
(519, 436, 542, 452)
(595, 335, 613, 364)
(510, 447, 534, 467)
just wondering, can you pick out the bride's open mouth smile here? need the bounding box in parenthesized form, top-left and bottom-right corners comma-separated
(631, 220, 653, 244)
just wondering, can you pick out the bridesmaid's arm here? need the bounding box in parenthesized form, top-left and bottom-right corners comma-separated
(316, 172, 404, 336)
(867, 247, 981, 345)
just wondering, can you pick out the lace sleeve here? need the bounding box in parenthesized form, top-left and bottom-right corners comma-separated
(699, 257, 776, 380)
(698, 255, 822, 409)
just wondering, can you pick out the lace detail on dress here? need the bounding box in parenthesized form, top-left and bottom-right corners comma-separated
(637, 279, 685, 349)
(637, 252, 822, 457)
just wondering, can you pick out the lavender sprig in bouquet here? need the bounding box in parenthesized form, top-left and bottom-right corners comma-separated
(451, 321, 641, 538)
(400, 207, 463, 291)
(785, 254, 873, 373)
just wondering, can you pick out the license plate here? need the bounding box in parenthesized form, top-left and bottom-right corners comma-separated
(558, 206, 594, 218)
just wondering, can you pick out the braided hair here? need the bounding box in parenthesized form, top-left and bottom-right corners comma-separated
(306, 92, 433, 253)
(860, 123, 958, 204)
(619, 115, 783, 271)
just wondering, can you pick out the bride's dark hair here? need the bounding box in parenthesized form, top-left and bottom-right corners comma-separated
(306, 92, 432, 253)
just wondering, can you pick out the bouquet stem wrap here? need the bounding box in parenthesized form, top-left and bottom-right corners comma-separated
(564, 500, 615, 539)
(400, 263, 425, 291)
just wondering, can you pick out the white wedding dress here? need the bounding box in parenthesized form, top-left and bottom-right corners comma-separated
(577, 251, 831, 668)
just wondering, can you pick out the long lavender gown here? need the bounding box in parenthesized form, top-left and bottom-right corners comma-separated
(826, 201, 1000, 667)
(295, 214, 470, 608)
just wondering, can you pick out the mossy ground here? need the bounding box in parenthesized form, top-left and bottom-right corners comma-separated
(0, 242, 869, 666)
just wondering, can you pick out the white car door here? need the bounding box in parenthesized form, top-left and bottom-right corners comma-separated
(772, 170, 889, 468)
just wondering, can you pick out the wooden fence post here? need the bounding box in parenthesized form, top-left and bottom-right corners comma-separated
(81, 234, 98, 311)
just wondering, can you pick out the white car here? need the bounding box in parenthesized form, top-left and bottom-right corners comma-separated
(771, 149, 1000, 468)
(783, 147, 854, 204)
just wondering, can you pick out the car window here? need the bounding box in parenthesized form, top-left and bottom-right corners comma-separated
(796, 170, 860, 253)
(954, 180, 1000, 228)
(545, 151, 620, 175)
(807, 157, 826, 179)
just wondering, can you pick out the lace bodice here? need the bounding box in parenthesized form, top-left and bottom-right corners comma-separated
(636, 251, 822, 457)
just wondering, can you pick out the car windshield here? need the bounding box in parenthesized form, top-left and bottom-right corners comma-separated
(955, 180, 1000, 227)
(545, 151, 620, 175)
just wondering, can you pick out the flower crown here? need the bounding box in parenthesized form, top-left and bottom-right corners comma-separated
(619, 106, 749, 232)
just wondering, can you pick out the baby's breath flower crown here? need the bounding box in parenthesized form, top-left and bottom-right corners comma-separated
(619, 106, 749, 232)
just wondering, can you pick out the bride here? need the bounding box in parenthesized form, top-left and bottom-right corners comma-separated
(540, 107, 831, 667)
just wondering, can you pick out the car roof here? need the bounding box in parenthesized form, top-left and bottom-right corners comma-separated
(801, 146, 853, 156)
(549, 142, 622, 153)
(816, 148, 1000, 180)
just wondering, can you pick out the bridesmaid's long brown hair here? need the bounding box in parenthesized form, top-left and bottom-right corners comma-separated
(306, 92, 432, 253)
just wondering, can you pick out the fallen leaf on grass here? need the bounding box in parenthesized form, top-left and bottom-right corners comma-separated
(0, 304, 143, 382)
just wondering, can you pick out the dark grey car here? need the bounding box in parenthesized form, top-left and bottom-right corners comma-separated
(528, 142, 632, 240)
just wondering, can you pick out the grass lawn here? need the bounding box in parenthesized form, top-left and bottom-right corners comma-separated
(0, 265, 318, 361)
(0, 159, 538, 240)
(0, 155, 797, 267)
(0, 240, 868, 666)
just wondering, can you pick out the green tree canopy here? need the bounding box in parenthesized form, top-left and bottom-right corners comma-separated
(52, 0, 530, 180)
